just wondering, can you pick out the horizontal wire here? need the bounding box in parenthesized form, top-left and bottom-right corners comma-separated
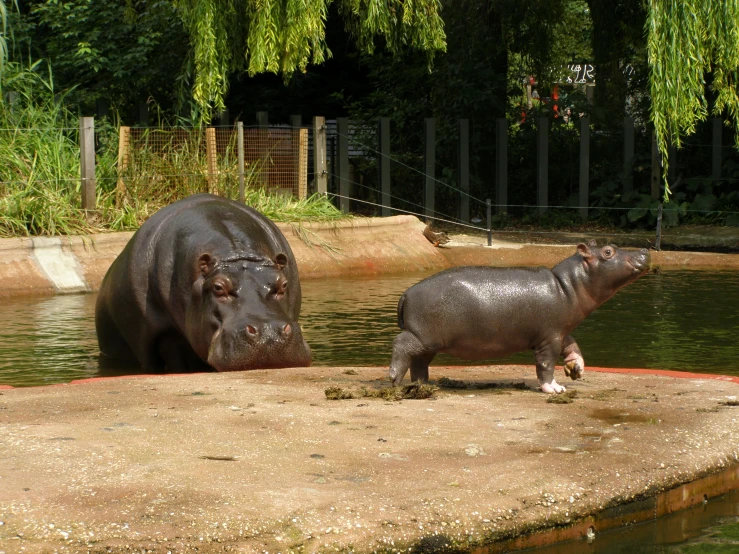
(327, 192, 488, 232)
(330, 128, 488, 207)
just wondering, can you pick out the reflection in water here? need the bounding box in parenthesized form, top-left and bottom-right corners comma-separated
(1, 270, 739, 387)
(528, 488, 739, 553)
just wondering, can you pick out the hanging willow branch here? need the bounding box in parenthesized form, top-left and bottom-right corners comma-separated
(647, 0, 739, 197)
(172, 0, 446, 115)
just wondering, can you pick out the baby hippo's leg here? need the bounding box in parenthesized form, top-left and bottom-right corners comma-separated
(561, 335, 585, 380)
(389, 331, 434, 386)
(535, 343, 566, 394)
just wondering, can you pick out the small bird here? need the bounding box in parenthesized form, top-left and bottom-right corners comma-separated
(423, 224, 451, 247)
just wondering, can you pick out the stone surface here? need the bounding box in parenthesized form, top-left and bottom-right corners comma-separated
(2, 365, 739, 553)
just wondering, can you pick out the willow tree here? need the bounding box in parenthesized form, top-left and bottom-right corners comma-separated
(172, 0, 447, 114)
(647, 0, 739, 194)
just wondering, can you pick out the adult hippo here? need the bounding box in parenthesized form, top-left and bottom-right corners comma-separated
(389, 242, 650, 393)
(95, 193, 312, 372)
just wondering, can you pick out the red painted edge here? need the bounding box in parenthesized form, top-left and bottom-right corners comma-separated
(2, 365, 739, 391)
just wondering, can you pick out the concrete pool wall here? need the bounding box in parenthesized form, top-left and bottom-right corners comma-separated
(3, 215, 739, 297)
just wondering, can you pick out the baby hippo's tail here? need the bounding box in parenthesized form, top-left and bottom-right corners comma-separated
(397, 293, 406, 330)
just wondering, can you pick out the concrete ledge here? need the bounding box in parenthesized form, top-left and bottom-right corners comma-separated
(3, 217, 739, 298)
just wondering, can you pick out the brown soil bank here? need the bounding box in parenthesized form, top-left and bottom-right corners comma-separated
(2, 366, 739, 553)
(3, 216, 739, 297)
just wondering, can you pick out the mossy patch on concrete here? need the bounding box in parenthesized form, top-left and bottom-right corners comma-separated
(546, 390, 579, 404)
(325, 382, 438, 401)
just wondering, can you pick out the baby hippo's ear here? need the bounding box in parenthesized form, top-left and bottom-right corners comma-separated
(198, 254, 216, 276)
(274, 253, 288, 270)
(577, 243, 594, 259)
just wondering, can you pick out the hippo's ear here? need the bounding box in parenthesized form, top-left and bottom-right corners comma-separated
(273, 253, 288, 269)
(577, 243, 593, 259)
(198, 254, 216, 276)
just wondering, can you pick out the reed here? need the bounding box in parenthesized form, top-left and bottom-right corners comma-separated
(0, 60, 346, 238)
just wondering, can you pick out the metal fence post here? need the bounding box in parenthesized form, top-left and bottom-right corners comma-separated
(378, 117, 391, 216)
(536, 117, 548, 215)
(496, 118, 508, 215)
(237, 121, 245, 202)
(80, 116, 96, 211)
(337, 117, 350, 213)
(313, 116, 327, 195)
(579, 116, 590, 221)
(424, 118, 436, 223)
(458, 119, 470, 223)
(623, 116, 634, 195)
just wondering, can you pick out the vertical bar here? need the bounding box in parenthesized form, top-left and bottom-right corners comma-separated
(712, 117, 722, 181)
(378, 117, 391, 217)
(424, 118, 436, 223)
(651, 132, 661, 200)
(579, 116, 590, 221)
(458, 119, 470, 223)
(137, 103, 148, 126)
(115, 125, 130, 204)
(537, 117, 548, 215)
(496, 118, 508, 215)
(237, 121, 245, 202)
(205, 127, 217, 193)
(313, 116, 327, 195)
(291, 115, 303, 198)
(257, 111, 269, 188)
(298, 128, 308, 199)
(486, 199, 492, 246)
(623, 116, 634, 195)
(337, 117, 350, 213)
(80, 116, 96, 210)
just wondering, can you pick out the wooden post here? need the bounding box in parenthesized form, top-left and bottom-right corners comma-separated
(458, 119, 470, 223)
(116, 126, 130, 205)
(712, 117, 722, 181)
(623, 116, 634, 195)
(206, 127, 217, 193)
(298, 128, 308, 199)
(313, 116, 327, 195)
(536, 117, 548, 215)
(651, 132, 661, 200)
(80, 116, 96, 211)
(378, 117, 391, 216)
(337, 117, 350, 213)
(496, 118, 508, 215)
(237, 121, 245, 202)
(579, 117, 590, 221)
(424, 118, 436, 223)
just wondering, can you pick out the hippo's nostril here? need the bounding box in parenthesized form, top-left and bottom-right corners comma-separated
(246, 324, 258, 336)
(282, 323, 291, 336)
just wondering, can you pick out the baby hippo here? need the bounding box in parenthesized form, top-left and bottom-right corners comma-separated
(389, 242, 650, 393)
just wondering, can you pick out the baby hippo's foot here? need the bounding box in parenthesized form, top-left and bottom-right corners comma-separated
(563, 352, 585, 380)
(540, 380, 566, 394)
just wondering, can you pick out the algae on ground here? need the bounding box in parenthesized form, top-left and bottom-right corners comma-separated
(324, 382, 438, 401)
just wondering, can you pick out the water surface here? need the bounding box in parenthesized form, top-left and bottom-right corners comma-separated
(1, 270, 738, 387)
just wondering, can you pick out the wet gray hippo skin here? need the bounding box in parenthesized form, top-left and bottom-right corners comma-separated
(389, 242, 650, 393)
(95, 193, 312, 372)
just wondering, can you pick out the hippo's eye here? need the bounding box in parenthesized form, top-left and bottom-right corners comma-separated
(602, 247, 614, 259)
(213, 282, 228, 297)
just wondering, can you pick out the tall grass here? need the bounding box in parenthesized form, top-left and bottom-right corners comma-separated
(0, 60, 346, 238)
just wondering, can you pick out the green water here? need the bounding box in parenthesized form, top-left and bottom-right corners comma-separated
(527, 489, 739, 553)
(1, 269, 739, 387)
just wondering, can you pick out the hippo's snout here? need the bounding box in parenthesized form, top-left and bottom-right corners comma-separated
(629, 248, 650, 273)
(207, 319, 311, 371)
